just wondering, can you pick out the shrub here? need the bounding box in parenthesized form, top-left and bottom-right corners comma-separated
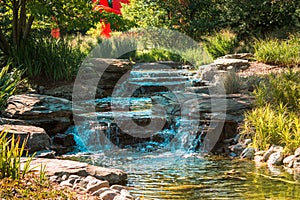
(0, 64, 21, 110)
(254, 36, 300, 66)
(204, 30, 238, 59)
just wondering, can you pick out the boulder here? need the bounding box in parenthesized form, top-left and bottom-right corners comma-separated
(214, 58, 250, 71)
(2, 94, 73, 135)
(267, 152, 284, 166)
(240, 147, 255, 159)
(87, 165, 128, 185)
(283, 155, 295, 168)
(0, 125, 50, 153)
(100, 190, 119, 200)
(294, 147, 300, 157)
(20, 158, 127, 184)
(53, 133, 76, 147)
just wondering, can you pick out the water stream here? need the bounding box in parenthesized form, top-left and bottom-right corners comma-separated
(68, 63, 300, 199)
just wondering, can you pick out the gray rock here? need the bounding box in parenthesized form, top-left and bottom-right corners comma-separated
(0, 125, 50, 153)
(254, 155, 264, 164)
(87, 165, 128, 185)
(86, 179, 110, 193)
(283, 155, 295, 168)
(60, 179, 73, 187)
(267, 152, 284, 165)
(240, 147, 255, 159)
(35, 150, 56, 158)
(100, 190, 119, 200)
(110, 185, 126, 192)
(91, 187, 111, 196)
(293, 157, 300, 169)
(263, 146, 275, 162)
(20, 158, 127, 184)
(2, 94, 73, 135)
(294, 147, 300, 157)
(53, 133, 76, 147)
(49, 175, 59, 182)
(214, 58, 250, 71)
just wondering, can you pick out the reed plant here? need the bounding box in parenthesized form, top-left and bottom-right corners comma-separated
(0, 130, 33, 180)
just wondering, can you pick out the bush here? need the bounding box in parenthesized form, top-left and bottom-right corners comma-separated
(12, 37, 85, 81)
(0, 64, 21, 110)
(254, 36, 300, 66)
(135, 48, 182, 62)
(204, 30, 238, 59)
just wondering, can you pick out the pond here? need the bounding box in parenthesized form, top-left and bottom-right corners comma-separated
(74, 149, 300, 200)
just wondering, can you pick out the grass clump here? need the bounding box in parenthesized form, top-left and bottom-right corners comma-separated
(0, 130, 33, 180)
(254, 36, 300, 66)
(0, 63, 21, 110)
(223, 70, 244, 94)
(204, 30, 238, 59)
(242, 70, 300, 154)
(12, 37, 85, 81)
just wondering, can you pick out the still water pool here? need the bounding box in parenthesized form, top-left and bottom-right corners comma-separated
(80, 150, 300, 200)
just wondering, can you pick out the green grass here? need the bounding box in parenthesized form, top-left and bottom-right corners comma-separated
(242, 70, 300, 155)
(254, 36, 300, 66)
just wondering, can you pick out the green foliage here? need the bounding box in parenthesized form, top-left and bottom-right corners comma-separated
(242, 104, 300, 154)
(242, 70, 300, 154)
(0, 130, 33, 180)
(204, 30, 238, 59)
(0, 175, 76, 199)
(121, 0, 168, 28)
(221, 0, 299, 38)
(0, 64, 21, 110)
(254, 70, 300, 111)
(254, 36, 300, 66)
(91, 35, 137, 59)
(136, 49, 181, 62)
(12, 37, 85, 81)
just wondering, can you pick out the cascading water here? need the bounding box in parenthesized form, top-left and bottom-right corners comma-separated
(68, 63, 203, 154)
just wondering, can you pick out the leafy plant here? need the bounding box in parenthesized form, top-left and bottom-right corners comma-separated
(0, 130, 34, 180)
(204, 30, 238, 59)
(242, 104, 300, 155)
(0, 64, 21, 110)
(241, 70, 300, 154)
(254, 36, 300, 66)
(254, 70, 300, 111)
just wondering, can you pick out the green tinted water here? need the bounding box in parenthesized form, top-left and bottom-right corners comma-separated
(94, 151, 300, 199)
